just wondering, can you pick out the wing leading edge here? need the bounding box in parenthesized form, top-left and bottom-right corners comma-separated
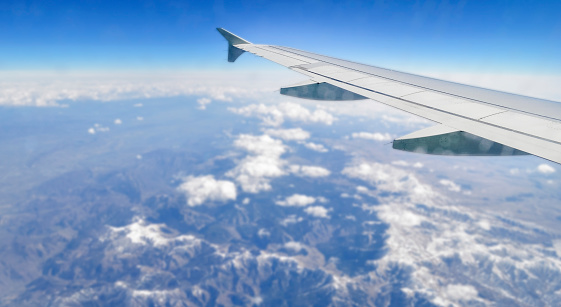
(217, 27, 561, 164)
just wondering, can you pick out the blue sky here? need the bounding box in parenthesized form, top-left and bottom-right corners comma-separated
(1, 0, 561, 74)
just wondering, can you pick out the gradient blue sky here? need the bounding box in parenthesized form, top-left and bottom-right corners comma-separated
(1, 0, 561, 74)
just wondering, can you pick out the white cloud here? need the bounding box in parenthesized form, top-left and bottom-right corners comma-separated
(242, 198, 250, 205)
(351, 132, 392, 142)
(284, 241, 305, 252)
(229, 102, 336, 126)
(257, 228, 270, 238)
(0, 71, 286, 107)
(413, 162, 424, 168)
(88, 123, 110, 134)
(439, 284, 479, 304)
(304, 142, 328, 152)
(342, 162, 435, 201)
(108, 217, 201, 248)
(304, 206, 330, 218)
(290, 165, 331, 177)
(391, 161, 424, 168)
(537, 164, 556, 174)
(136, 116, 144, 121)
(197, 97, 212, 110)
(114, 118, 122, 125)
(227, 134, 287, 193)
(177, 175, 237, 206)
(280, 215, 303, 226)
(276, 194, 316, 207)
(439, 179, 461, 192)
(133, 103, 143, 107)
(264, 128, 310, 141)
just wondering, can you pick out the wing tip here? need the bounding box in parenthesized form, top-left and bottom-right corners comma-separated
(216, 28, 251, 45)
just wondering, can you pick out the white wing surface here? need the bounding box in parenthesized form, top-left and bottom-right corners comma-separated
(217, 28, 561, 164)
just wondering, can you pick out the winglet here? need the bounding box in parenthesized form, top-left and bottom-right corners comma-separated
(216, 28, 251, 45)
(217, 28, 251, 62)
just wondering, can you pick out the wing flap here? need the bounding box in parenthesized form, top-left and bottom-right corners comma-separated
(393, 124, 528, 156)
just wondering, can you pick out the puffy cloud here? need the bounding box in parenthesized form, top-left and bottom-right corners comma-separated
(391, 160, 424, 168)
(290, 165, 331, 177)
(227, 134, 287, 193)
(177, 175, 237, 206)
(351, 132, 392, 142)
(234, 134, 286, 157)
(229, 102, 336, 126)
(197, 97, 211, 110)
(537, 164, 556, 174)
(108, 217, 201, 248)
(88, 123, 110, 134)
(342, 162, 435, 202)
(114, 118, 122, 125)
(304, 206, 330, 218)
(276, 194, 316, 207)
(284, 241, 306, 252)
(280, 215, 303, 226)
(264, 128, 310, 141)
(442, 284, 479, 302)
(304, 142, 328, 153)
(439, 179, 461, 192)
(257, 229, 270, 238)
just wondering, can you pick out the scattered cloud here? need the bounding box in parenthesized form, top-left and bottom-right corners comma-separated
(342, 162, 435, 201)
(227, 134, 287, 193)
(264, 128, 310, 141)
(88, 123, 110, 134)
(351, 132, 392, 142)
(177, 175, 237, 206)
(439, 179, 461, 192)
(304, 206, 331, 218)
(279, 215, 304, 226)
(197, 97, 212, 110)
(257, 228, 270, 238)
(136, 116, 144, 121)
(229, 102, 336, 126)
(436, 284, 480, 305)
(133, 103, 143, 107)
(290, 165, 331, 177)
(537, 164, 556, 174)
(108, 217, 201, 248)
(391, 160, 424, 168)
(276, 194, 316, 207)
(304, 142, 328, 152)
(284, 241, 306, 252)
(114, 118, 122, 125)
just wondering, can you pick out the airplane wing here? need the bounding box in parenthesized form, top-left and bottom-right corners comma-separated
(217, 28, 561, 164)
